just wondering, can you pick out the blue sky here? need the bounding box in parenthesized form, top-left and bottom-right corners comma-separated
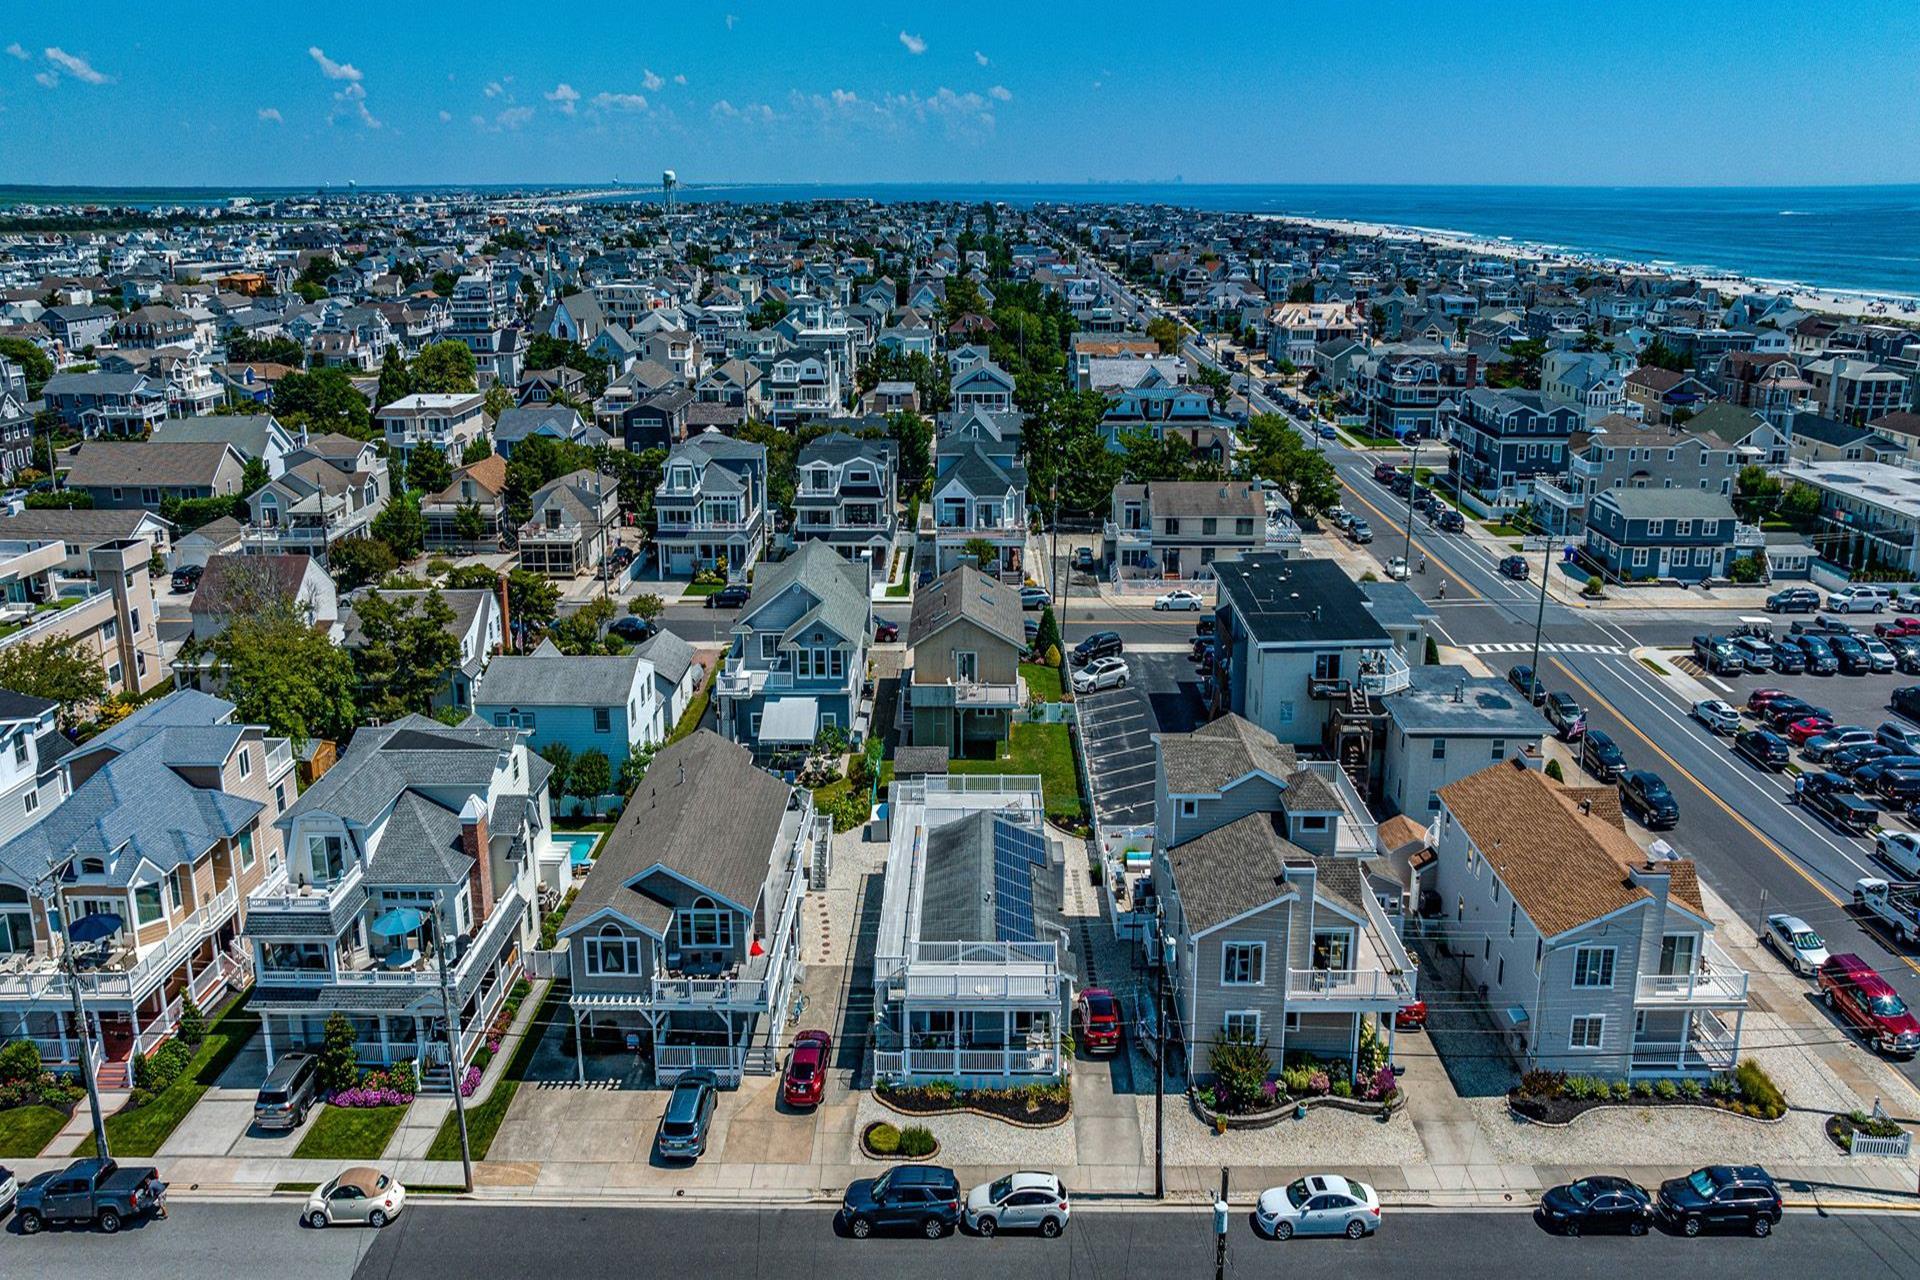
(3, 1, 1919, 188)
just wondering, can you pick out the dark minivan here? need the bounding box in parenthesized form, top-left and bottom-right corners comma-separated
(254, 1051, 319, 1130)
(839, 1164, 963, 1239)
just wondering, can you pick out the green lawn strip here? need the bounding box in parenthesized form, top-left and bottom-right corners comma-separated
(0, 1104, 70, 1157)
(948, 722, 1082, 820)
(80, 989, 257, 1158)
(667, 668, 717, 745)
(886, 547, 915, 597)
(1019, 662, 1064, 703)
(293, 1104, 407, 1160)
(274, 1181, 320, 1194)
(681, 581, 724, 597)
(425, 983, 562, 1163)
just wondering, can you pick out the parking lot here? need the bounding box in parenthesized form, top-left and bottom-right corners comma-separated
(1078, 649, 1207, 829)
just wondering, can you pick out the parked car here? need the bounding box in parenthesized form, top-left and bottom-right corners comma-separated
(1862, 637, 1900, 672)
(0, 1164, 13, 1218)
(253, 1051, 319, 1131)
(782, 1030, 832, 1108)
(1620, 770, 1678, 829)
(1074, 988, 1123, 1055)
(1072, 547, 1096, 571)
(1437, 508, 1466, 533)
(1830, 635, 1873, 674)
(1347, 519, 1374, 544)
(169, 563, 203, 593)
(1764, 913, 1829, 976)
(1498, 554, 1529, 580)
(1543, 691, 1585, 738)
(1730, 636, 1775, 671)
(1761, 696, 1826, 729)
(706, 584, 750, 609)
(1019, 585, 1053, 610)
(1805, 726, 1876, 762)
(1071, 632, 1123, 666)
(1153, 588, 1203, 612)
(655, 1069, 719, 1161)
(1884, 635, 1920, 674)
(1827, 585, 1893, 614)
(839, 1165, 963, 1239)
(607, 615, 655, 644)
(1765, 587, 1821, 613)
(1817, 955, 1920, 1056)
(1506, 664, 1545, 705)
(1876, 770, 1920, 806)
(1785, 715, 1837, 745)
(1874, 616, 1920, 639)
(13, 1158, 167, 1235)
(1690, 699, 1741, 735)
(1828, 742, 1893, 776)
(1537, 1176, 1654, 1237)
(1385, 556, 1410, 582)
(1894, 686, 1920, 721)
(874, 619, 900, 643)
(1793, 635, 1839, 675)
(1071, 656, 1130, 693)
(1746, 688, 1793, 714)
(1879, 721, 1920, 754)
(1656, 1166, 1782, 1237)
(1579, 729, 1626, 781)
(1877, 830, 1920, 877)
(1770, 643, 1807, 674)
(1691, 635, 1745, 675)
(1392, 999, 1428, 1031)
(1734, 728, 1791, 771)
(1850, 756, 1920, 793)
(303, 1166, 404, 1230)
(963, 1171, 1071, 1238)
(1254, 1173, 1382, 1240)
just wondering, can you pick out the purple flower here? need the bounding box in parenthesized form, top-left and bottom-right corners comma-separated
(1260, 1079, 1280, 1100)
(458, 1065, 483, 1097)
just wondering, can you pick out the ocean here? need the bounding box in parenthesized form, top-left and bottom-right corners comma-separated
(4, 181, 1918, 299)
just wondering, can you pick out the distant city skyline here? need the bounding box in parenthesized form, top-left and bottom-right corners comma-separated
(3, 2, 1919, 188)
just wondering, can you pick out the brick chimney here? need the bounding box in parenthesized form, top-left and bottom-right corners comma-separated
(496, 571, 511, 654)
(460, 795, 492, 925)
(1465, 353, 1479, 390)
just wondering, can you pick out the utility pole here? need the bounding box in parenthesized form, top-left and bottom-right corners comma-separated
(1213, 1166, 1230, 1280)
(1524, 510, 1556, 703)
(36, 857, 109, 1159)
(1399, 438, 1422, 574)
(432, 896, 474, 1193)
(1154, 931, 1167, 1200)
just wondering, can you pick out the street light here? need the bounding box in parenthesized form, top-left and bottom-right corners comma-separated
(34, 857, 113, 1159)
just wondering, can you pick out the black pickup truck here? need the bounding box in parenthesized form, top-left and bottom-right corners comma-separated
(15, 1157, 167, 1234)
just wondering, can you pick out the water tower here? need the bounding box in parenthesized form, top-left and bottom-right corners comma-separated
(662, 169, 677, 217)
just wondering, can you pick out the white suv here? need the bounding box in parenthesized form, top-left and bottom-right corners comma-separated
(1828, 585, 1892, 614)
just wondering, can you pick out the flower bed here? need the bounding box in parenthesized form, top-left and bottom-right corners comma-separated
(1826, 1109, 1906, 1153)
(874, 1078, 1070, 1128)
(861, 1120, 939, 1161)
(329, 1062, 418, 1108)
(1508, 1062, 1786, 1125)
(1195, 1031, 1402, 1124)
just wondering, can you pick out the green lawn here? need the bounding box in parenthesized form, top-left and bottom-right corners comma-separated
(667, 669, 716, 745)
(426, 983, 561, 1163)
(80, 990, 257, 1158)
(1019, 662, 1064, 703)
(949, 722, 1083, 821)
(1483, 522, 1529, 538)
(0, 1104, 69, 1157)
(681, 581, 724, 597)
(885, 547, 914, 597)
(293, 1104, 407, 1160)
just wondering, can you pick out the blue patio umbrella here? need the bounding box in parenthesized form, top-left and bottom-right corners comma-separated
(67, 912, 123, 945)
(369, 905, 427, 937)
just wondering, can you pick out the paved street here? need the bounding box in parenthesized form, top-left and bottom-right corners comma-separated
(11, 1200, 1920, 1280)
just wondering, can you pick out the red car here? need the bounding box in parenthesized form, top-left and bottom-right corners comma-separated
(1875, 617, 1920, 639)
(782, 1029, 832, 1107)
(1787, 715, 1837, 746)
(874, 620, 900, 643)
(1393, 1000, 1428, 1031)
(1817, 954, 1920, 1056)
(1075, 988, 1123, 1055)
(1745, 688, 1791, 714)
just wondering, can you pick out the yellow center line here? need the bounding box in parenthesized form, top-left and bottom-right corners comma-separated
(1342, 486, 1482, 601)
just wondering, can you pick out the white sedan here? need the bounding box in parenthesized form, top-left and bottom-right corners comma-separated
(1385, 556, 1410, 581)
(1690, 699, 1741, 735)
(1071, 656, 1130, 693)
(1153, 589, 1204, 612)
(305, 1166, 406, 1229)
(1255, 1173, 1381, 1240)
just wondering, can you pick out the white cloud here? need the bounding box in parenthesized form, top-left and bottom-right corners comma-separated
(307, 46, 361, 82)
(989, 84, 1012, 101)
(711, 98, 773, 124)
(673, 73, 687, 86)
(439, 109, 453, 122)
(4, 43, 29, 61)
(44, 47, 113, 85)
(641, 68, 665, 93)
(33, 70, 56, 88)
(974, 50, 989, 66)
(544, 82, 579, 115)
(495, 105, 533, 129)
(257, 107, 283, 123)
(330, 79, 381, 129)
(899, 31, 927, 55)
(592, 91, 649, 113)
(483, 80, 505, 99)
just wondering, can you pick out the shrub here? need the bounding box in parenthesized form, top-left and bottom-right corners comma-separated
(319, 1012, 360, 1094)
(176, 996, 207, 1047)
(1654, 1079, 1680, 1101)
(1631, 1079, 1654, 1098)
(130, 1039, 194, 1100)
(1544, 758, 1565, 782)
(1584, 574, 1604, 596)
(1733, 1060, 1785, 1118)
(866, 1122, 900, 1155)
(1331, 1078, 1354, 1099)
(1307, 1071, 1331, 1097)
(0, 1038, 42, 1084)
(897, 1125, 937, 1158)
(1363, 1065, 1399, 1103)
(1562, 1075, 1595, 1101)
(1281, 1065, 1312, 1096)
(1356, 1021, 1387, 1078)
(1609, 1080, 1632, 1101)
(1517, 1069, 1565, 1100)
(1678, 1079, 1703, 1101)
(1207, 1032, 1274, 1114)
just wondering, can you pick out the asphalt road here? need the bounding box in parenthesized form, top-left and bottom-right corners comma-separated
(13, 1200, 1920, 1280)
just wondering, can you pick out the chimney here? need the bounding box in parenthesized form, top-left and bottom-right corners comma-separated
(496, 570, 511, 654)
(461, 795, 492, 926)
(1465, 353, 1479, 389)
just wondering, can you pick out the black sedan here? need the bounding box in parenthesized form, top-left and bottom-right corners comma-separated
(705, 584, 750, 609)
(1620, 769, 1679, 829)
(1734, 728, 1791, 771)
(1537, 1176, 1653, 1237)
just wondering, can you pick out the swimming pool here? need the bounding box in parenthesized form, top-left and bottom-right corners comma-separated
(553, 832, 600, 869)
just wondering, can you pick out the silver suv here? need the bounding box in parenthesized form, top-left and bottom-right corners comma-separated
(253, 1052, 319, 1131)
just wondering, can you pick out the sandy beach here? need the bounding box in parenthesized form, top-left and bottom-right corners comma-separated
(1262, 213, 1920, 323)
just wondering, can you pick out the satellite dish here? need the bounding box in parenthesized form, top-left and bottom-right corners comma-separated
(68, 912, 124, 945)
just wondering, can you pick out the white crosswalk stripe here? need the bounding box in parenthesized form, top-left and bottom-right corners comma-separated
(1464, 641, 1626, 655)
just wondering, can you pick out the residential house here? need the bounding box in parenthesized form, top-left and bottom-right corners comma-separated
(60, 441, 249, 512)
(0, 537, 166, 699)
(902, 565, 1026, 758)
(632, 631, 702, 732)
(41, 371, 169, 438)
(1540, 350, 1627, 425)
(1380, 666, 1544, 818)
(245, 716, 551, 1090)
(0, 689, 70, 845)
(920, 426, 1028, 582)
(653, 433, 768, 581)
(517, 366, 588, 408)
(1359, 352, 1475, 440)
(1623, 366, 1713, 425)
(794, 431, 900, 583)
(1583, 488, 1741, 584)
(1531, 417, 1742, 537)
(1267, 301, 1359, 365)
(0, 689, 292, 1085)
(1448, 389, 1583, 507)
(715, 540, 871, 751)
(188, 553, 339, 643)
(476, 639, 661, 775)
(1711, 352, 1810, 428)
(1803, 356, 1912, 425)
(517, 469, 619, 578)
(1788, 412, 1908, 464)
(422, 454, 510, 553)
(555, 730, 818, 1085)
(950, 359, 1016, 413)
(1685, 403, 1790, 467)
(1430, 758, 1749, 1077)
(152, 413, 299, 479)
(493, 405, 605, 458)
(0, 508, 174, 577)
(766, 353, 842, 424)
(1104, 480, 1268, 584)
(243, 435, 392, 559)
(377, 392, 490, 470)
(341, 587, 501, 715)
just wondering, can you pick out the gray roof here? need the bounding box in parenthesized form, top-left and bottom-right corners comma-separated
(561, 731, 793, 937)
(917, 809, 1065, 947)
(151, 415, 283, 459)
(1215, 553, 1389, 647)
(364, 791, 474, 887)
(631, 630, 696, 686)
(745, 540, 871, 647)
(1358, 580, 1438, 631)
(0, 508, 173, 546)
(907, 564, 1025, 650)
(280, 716, 520, 831)
(1593, 487, 1737, 520)
(475, 648, 645, 708)
(493, 405, 586, 444)
(1158, 714, 1301, 795)
(1385, 664, 1554, 737)
(62, 440, 241, 489)
(1162, 812, 1305, 933)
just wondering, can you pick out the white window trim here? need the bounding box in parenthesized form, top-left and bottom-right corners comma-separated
(1569, 1014, 1606, 1051)
(1573, 946, 1616, 989)
(1221, 941, 1266, 986)
(1223, 1010, 1261, 1042)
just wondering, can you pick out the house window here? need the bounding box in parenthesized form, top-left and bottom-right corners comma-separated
(1222, 1011, 1261, 1042)
(274, 783, 287, 813)
(23, 789, 38, 815)
(1313, 653, 1342, 681)
(12, 736, 26, 765)
(493, 711, 536, 730)
(1431, 737, 1446, 760)
(1674, 520, 1693, 537)
(1179, 799, 1198, 818)
(1222, 942, 1265, 985)
(133, 884, 165, 926)
(239, 830, 256, 870)
(749, 713, 762, 737)
(1298, 815, 1329, 831)
(1569, 1015, 1605, 1050)
(760, 634, 781, 661)
(1573, 947, 1616, 988)
(1489, 738, 1504, 761)
(585, 924, 641, 975)
(594, 707, 612, 733)
(238, 747, 252, 779)
(678, 896, 733, 949)
(1201, 517, 1217, 536)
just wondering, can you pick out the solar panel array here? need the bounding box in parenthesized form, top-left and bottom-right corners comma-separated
(991, 815, 1048, 942)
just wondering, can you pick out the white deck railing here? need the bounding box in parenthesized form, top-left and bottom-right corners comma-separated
(1634, 936, 1749, 1005)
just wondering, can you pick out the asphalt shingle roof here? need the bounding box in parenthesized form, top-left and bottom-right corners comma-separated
(907, 564, 1025, 650)
(1163, 812, 1305, 933)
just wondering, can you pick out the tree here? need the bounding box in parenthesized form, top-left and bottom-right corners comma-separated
(0, 337, 54, 393)
(1119, 429, 1219, 484)
(549, 597, 616, 654)
(504, 434, 594, 528)
(523, 336, 609, 397)
(570, 749, 612, 814)
(1735, 463, 1782, 521)
(1639, 340, 1688, 374)
(1544, 758, 1565, 783)
(1727, 554, 1764, 584)
(629, 592, 664, 624)
(504, 569, 561, 638)
(1242, 414, 1341, 519)
(962, 537, 998, 570)
(1034, 605, 1061, 659)
(1778, 481, 1822, 524)
(318, 1012, 359, 1094)
(353, 588, 462, 722)
(375, 350, 413, 407)
(239, 456, 271, 498)
(329, 536, 399, 589)
(1146, 315, 1183, 355)
(160, 494, 241, 533)
(409, 341, 477, 394)
(752, 296, 788, 329)
(1192, 362, 1232, 405)
(273, 367, 372, 439)
(538, 742, 574, 802)
(207, 571, 357, 745)
(225, 334, 306, 367)
(406, 446, 453, 496)
(0, 635, 107, 724)
(454, 500, 486, 543)
(371, 489, 424, 560)
(618, 749, 652, 795)
(482, 383, 515, 421)
(430, 270, 458, 298)
(462, 434, 495, 466)
(887, 410, 933, 489)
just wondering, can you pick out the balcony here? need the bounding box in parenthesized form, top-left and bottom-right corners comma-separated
(264, 737, 294, 779)
(1634, 937, 1749, 1007)
(891, 940, 1063, 1003)
(1734, 522, 1767, 549)
(1287, 966, 1413, 1005)
(874, 1044, 1061, 1080)
(911, 675, 1022, 709)
(1358, 649, 1411, 697)
(0, 880, 242, 1002)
